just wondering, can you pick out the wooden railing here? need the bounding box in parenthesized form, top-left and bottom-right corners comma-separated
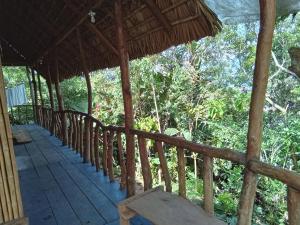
(38, 107, 300, 224)
(9, 104, 34, 125)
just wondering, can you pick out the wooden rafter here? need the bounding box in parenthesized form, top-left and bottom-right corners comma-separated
(35, 0, 105, 63)
(64, 0, 119, 56)
(144, 0, 172, 33)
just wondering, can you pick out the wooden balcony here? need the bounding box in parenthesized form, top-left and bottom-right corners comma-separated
(14, 125, 151, 225)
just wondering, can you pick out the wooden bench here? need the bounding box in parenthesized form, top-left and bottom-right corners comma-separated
(118, 187, 226, 225)
(12, 128, 32, 144)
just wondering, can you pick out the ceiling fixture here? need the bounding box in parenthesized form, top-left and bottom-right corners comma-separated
(88, 10, 96, 23)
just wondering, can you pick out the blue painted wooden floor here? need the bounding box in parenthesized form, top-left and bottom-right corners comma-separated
(14, 125, 151, 225)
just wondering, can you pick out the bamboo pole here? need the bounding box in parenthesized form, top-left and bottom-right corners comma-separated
(138, 136, 152, 191)
(54, 56, 67, 145)
(237, 1, 276, 224)
(0, 51, 24, 222)
(115, 0, 136, 197)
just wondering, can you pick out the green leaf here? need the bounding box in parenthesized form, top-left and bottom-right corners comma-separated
(182, 130, 192, 141)
(164, 128, 179, 136)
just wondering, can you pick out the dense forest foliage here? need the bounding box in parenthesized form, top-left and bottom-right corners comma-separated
(4, 15, 300, 224)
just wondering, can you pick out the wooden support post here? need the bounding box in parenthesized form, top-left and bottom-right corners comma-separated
(288, 187, 300, 225)
(137, 136, 152, 191)
(154, 141, 172, 192)
(107, 130, 115, 182)
(46, 65, 55, 135)
(115, 0, 136, 197)
(31, 68, 39, 124)
(25, 67, 35, 123)
(0, 51, 25, 223)
(203, 156, 214, 216)
(237, 1, 276, 224)
(76, 27, 92, 163)
(177, 147, 186, 198)
(54, 57, 67, 145)
(117, 132, 127, 190)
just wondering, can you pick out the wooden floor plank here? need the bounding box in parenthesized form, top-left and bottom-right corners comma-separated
(61, 161, 120, 223)
(48, 163, 106, 225)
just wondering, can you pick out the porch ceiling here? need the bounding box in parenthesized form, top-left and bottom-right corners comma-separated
(0, 0, 221, 81)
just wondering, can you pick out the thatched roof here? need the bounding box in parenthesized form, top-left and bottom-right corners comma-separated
(0, 0, 221, 81)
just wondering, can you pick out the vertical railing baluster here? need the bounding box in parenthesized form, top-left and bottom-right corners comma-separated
(68, 113, 72, 148)
(79, 115, 83, 157)
(94, 124, 100, 172)
(138, 136, 152, 191)
(90, 121, 95, 166)
(288, 187, 300, 225)
(72, 113, 77, 150)
(76, 114, 80, 153)
(102, 130, 108, 176)
(107, 130, 115, 182)
(117, 132, 126, 190)
(154, 141, 172, 192)
(203, 156, 214, 216)
(177, 147, 186, 198)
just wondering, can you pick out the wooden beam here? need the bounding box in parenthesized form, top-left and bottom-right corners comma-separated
(85, 24, 119, 56)
(237, 1, 276, 224)
(144, 0, 172, 33)
(35, 0, 105, 63)
(115, 0, 136, 197)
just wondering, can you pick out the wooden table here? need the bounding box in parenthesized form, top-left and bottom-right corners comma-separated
(118, 187, 226, 225)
